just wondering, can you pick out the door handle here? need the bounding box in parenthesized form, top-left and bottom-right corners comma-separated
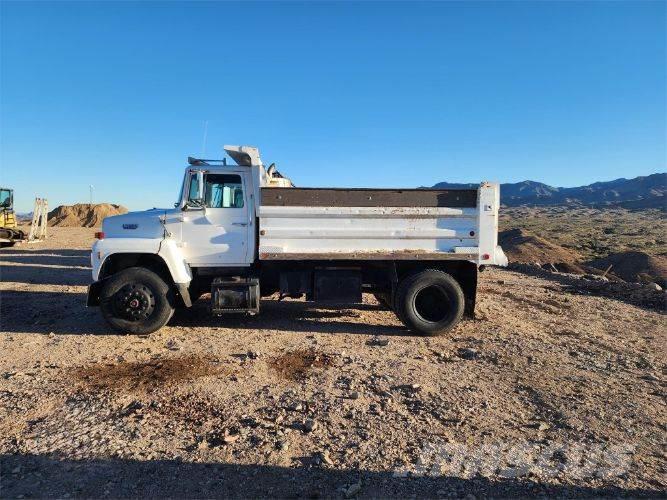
(232, 222, 248, 227)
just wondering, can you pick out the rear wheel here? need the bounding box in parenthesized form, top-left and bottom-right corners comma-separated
(395, 269, 464, 336)
(99, 267, 175, 334)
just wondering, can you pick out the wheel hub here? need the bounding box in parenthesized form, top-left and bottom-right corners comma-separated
(113, 284, 155, 321)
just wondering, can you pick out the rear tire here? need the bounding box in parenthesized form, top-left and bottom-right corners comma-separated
(395, 269, 465, 336)
(99, 267, 175, 334)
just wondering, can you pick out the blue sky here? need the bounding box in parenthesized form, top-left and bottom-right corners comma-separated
(1, 1, 665, 212)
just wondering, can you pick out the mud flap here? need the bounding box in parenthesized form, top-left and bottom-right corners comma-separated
(87, 281, 103, 307)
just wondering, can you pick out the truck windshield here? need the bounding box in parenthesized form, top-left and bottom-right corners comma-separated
(0, 189, 11, 208)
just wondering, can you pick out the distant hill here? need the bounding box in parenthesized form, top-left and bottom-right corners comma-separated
(432, 173, 666, 210)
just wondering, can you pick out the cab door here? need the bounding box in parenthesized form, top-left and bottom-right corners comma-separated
(180, 170, 252, 266)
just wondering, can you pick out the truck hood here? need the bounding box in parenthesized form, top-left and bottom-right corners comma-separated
(102, 208, 175, 239)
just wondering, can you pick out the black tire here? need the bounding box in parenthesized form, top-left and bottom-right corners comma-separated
(99, 267, 175, 334)
(373, 293, 392, 310)
(394, 269, 465, 336)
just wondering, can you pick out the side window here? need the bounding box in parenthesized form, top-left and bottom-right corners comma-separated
(188, 174, 200, 200)
(0, 190, 11, 208)
(205, 174, 244, 208)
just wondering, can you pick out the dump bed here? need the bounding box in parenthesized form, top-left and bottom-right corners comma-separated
(257, 183, 507, 266)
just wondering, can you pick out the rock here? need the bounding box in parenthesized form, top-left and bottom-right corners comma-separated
(367, 337, 389, 347)
(457, 348, 478, 360)
(318, 450, 334, 465)
(537, 422, 550, 431)
(645, 282, 662, 291)
(205, 429, 239, 447)
(222, 432, 239, 444)
(289, 403, 303, 411)
(345, 481, 362, 498)
(119, 400, 143, 417)
(165, 339, 181, 351)
(349, 391, 360, 400)
(303, 419, 318, 432)
(277, 440, 289, 451)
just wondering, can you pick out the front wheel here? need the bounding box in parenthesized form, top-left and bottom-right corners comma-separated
(394, 269, 465, 336)
(99, 267, 175, 334)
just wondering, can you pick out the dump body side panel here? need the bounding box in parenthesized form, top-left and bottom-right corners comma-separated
(257, 186, 504, 264)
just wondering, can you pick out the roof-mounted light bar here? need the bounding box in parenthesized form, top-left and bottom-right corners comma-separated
(187, 156, 227, 166)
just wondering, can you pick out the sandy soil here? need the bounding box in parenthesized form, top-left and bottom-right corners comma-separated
(1, 228, 665, 498)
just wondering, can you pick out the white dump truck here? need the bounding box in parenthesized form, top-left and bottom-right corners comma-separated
(88, 145, 507, 335)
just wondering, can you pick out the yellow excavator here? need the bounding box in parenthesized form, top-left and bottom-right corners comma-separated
(0, 187, 25, 247)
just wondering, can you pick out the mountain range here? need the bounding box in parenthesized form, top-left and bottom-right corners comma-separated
(432, 173, 666, 210)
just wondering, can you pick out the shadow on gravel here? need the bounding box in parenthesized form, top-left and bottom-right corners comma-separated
(171, 299, 411, 337)
(0, 249, 91, 286)
(2, 453, 661, 499)
(0, 249, 89, 256)
(0, 290, 110, 335)
(507, 264, 666, 312)
(0, 290, 408, 337)
(0, 264, 91, 286)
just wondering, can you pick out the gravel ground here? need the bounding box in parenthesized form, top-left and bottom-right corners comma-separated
(0, 228, 665, 498)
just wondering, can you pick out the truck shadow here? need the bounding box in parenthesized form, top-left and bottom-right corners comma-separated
(172, 298, 410, 337)
(2, 453, 659, 499)
(0, 290, 409, 337)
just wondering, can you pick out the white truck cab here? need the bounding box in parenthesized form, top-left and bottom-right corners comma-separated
(89, 145, 507, 335)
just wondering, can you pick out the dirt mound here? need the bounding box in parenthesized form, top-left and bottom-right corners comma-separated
(499, 228, 583, 267)
(48, 203, 127, 227)
(588, 251, 667, 286)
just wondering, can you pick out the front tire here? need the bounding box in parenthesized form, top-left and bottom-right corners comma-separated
(99, 267, 175, 334)
(395, 269, 465, 336)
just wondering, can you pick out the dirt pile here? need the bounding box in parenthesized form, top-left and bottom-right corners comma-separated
(499, 228, 584, 269)
(48, 203, 127, 227)
(588, 251, 667, 287)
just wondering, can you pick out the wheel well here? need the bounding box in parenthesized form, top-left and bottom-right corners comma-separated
(99, 253, 173, 283)
(98, 253, 191, 308)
